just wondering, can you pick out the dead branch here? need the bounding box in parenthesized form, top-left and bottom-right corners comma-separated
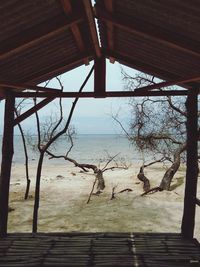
(118, 188, 133, 193)
(103, 166, 128, 172)
(102, 153, 120, 171)
(110, 185, 118, 200)
(141, 186, 162, 196)
(87, 177, 98, 204)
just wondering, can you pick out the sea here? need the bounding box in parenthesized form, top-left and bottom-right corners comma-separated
(0, 134, 142, 166)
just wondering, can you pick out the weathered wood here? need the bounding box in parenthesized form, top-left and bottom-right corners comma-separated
(14, 97, 55, 126)
(83, 0, 101, 58)
(0, 82, 62, 93)
(0, 233, 199, 267)
(196, 198, 200, 206)
(96, 7, 200, 58)
(0, 13, 83, 61)
(60, 0, 88, 65)
(0, 92, 15, 237)
(181, 88, 199, 239)
(104, 0, 115, 63)
(94, 56, 106, 97)
(14, 89, 194, 98)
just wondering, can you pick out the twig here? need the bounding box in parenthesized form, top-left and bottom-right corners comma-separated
(102, 153, 120, 171)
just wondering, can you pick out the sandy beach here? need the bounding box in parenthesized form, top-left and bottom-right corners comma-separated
(8, 161, 200, 241)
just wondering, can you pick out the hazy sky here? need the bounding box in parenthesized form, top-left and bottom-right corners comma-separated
(0, 60, 137, 135)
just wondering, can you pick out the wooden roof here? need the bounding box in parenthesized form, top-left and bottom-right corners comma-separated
(95, 0, 200, 89)
(0, 0, 200, 96)
(0, 0, 97, 85)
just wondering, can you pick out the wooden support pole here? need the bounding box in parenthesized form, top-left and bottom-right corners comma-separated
(94, 56, 106, 97)
(0, 92, 15, 237)
(181, 88, 199, 239)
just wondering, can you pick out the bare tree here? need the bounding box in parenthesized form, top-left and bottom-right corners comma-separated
(15, 99, 31, 200)
(32, 66, 94, 233)
(117, 70, 199, 193)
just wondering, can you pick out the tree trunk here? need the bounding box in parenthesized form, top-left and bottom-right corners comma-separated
(159, 144, 186, 190)
(15, 116, 30, 200)
(32, 151, 45, 233)
(96, 170, 105, 192)
(137, 167, 150, 192)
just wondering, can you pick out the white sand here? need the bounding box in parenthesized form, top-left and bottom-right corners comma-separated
(8, 162, 200, 241)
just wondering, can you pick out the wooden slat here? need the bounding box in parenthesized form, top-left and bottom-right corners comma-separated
(0, 233, 199, 267)
(96, 7, 200, 58)
(103, 49, 196, 89)
(0, 14, 84, 61)
(24, 55, 93, 85)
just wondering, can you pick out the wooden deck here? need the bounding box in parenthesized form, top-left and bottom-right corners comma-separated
(0, 233, 200, 267)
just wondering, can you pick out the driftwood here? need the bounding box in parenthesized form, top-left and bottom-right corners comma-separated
(141, 147, 187, 196)
(110, 187, 133, 200)
(47, 150, 128, 203)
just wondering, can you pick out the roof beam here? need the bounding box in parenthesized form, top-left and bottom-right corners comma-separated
(83, 0, 101, 58)
(134, 74, 200, 93)
(14, 97, 55, 126)
(96, 8, 200, 58)
(13, 89, 196, 98)
(103, 0, 115, 63)
(23, 55, 93, 85)
(0, 82, 62, 93)
(60, 0, 89, 65)
(103, 49, 186, 85)
(0, 13, 83, 61)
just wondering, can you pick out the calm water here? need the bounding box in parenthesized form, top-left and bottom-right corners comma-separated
(0, 135, 142, 165)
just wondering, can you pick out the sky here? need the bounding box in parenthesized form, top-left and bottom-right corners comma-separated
(0, 60, 137, 135)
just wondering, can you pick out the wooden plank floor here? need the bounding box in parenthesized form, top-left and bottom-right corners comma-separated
(0, 233, 199, 267)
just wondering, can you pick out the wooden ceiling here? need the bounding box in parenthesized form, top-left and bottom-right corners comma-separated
(0, 0, 200, 98)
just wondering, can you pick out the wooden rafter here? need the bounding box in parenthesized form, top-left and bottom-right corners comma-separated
(0, 14, 83, 61)
(104, 50, 200, 90)
(23, 55, 93, 85)
(103, 49, 189, 87)
(83, 0, 101, 58)
(96, 8, 200, 58)
(103, 0, 115, 63)
(13, 89, 198, 99)
(134, 74, 200, 93)
(14, 97, 55, 126)
(60, 0, 89, 65)
(0, 83, 62, 93)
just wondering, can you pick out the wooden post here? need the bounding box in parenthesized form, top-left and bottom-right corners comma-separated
(181, 88, 199, 239)
(94, 56, 106, 98)
(0, 92, 15, 237)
